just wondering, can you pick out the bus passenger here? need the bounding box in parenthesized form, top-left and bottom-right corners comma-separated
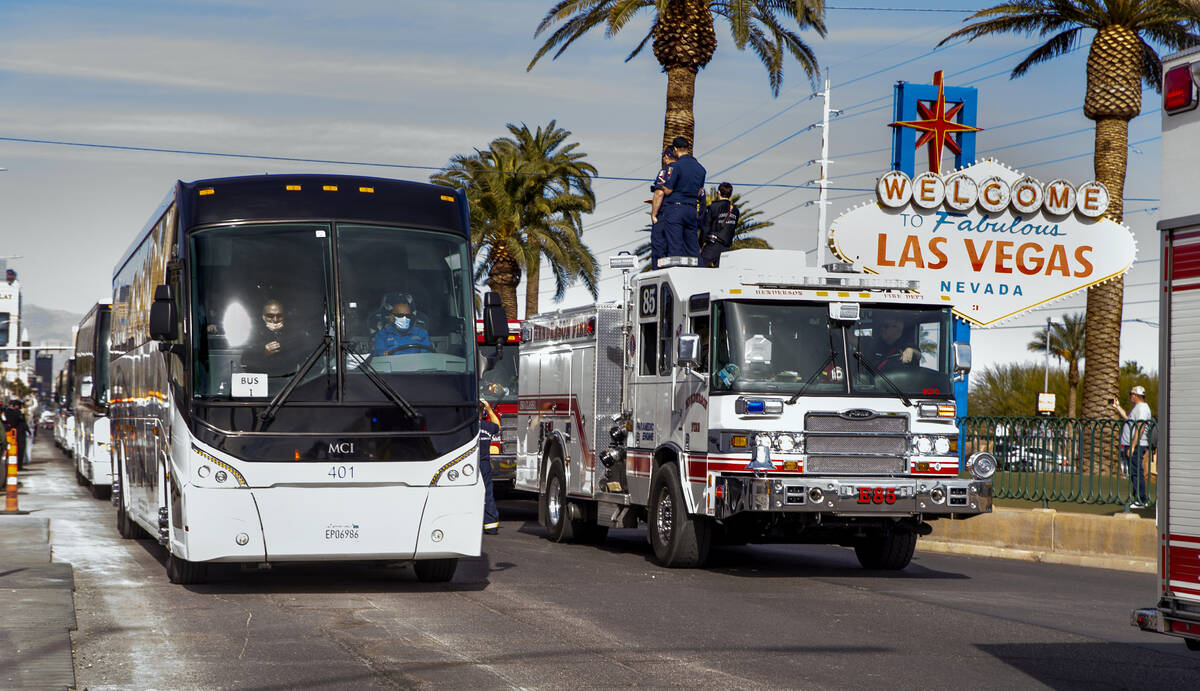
(373, 295, 432, 356)
(241, 299, 311, 375)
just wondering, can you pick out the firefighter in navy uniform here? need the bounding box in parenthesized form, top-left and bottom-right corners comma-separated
(648, 146, 678, 269)
(650, 136, 706, 266)
(479, 400, 501, 534)
(700, 182, 740, 268)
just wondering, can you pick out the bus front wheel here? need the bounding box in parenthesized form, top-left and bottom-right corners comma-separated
(167, 551, 207, 584)
(413, 558, 457, 583)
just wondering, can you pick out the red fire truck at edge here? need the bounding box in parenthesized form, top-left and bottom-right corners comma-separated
(1132, 48, 1200, 652)
(478, 319, 521, 494)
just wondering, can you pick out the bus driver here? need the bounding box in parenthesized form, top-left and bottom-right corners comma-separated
(373, 294, 433, 356)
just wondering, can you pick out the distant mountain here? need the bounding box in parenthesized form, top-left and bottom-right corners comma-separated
(20, 304, 82, 373)
(22, 304, 81, 347)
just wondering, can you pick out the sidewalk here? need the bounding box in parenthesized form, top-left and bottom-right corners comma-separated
(1, 444, 77, 690)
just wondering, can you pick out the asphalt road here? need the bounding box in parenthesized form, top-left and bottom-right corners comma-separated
(20, 439, 1200, 689)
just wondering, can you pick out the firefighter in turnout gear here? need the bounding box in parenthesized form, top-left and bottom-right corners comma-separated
(700, 182, 739, 268)
(479, 400, 501, 534)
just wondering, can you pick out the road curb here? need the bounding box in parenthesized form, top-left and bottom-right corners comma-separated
(919, 506, 1156, 573)
(0, 514, 78, 690)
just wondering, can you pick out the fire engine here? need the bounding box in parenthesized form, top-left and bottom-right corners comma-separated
(478, 319, 521, 494)
(515, 250, 994, 569)
(1132, 48, 1200, 650)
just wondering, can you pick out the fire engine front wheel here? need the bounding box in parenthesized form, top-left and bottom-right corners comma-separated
(854, 530, 917, 570)
(648, 462, 711, 568)
(542, 456, 577, 542)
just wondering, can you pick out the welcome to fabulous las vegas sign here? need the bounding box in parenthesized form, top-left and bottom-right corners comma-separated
(827, 158, 1136, 327)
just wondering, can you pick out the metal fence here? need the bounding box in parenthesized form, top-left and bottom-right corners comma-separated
(959, 416, 1158, 509)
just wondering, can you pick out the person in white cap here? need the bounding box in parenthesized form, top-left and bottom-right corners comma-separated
(1111, 385, 1152, 508)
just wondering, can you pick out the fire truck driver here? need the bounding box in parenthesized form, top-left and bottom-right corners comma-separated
(864, 314, 919, 371)
(373, 294, 433, 356)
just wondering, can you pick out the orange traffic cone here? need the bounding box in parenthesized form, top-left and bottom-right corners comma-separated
(1, 428, 28, 515)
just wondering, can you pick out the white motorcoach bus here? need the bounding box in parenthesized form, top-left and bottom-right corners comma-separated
(108, 174, 506, 584)
(72, 300, 113, 497)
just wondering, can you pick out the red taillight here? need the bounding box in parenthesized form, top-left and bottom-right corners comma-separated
(1165, 64, 1197, 114)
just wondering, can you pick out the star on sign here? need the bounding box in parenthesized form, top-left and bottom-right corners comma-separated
(890, 70, 983, 174)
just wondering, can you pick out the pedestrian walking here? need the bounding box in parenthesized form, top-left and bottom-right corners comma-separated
(700, 182, 740, 268)
(1111, 385, 1152, 508)
(479, 400, 501, 535)
(3, 400, 30, 470)
(650, 136, 706, 267)
(648, 146, 677, 269)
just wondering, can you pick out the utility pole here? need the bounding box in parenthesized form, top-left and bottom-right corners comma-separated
(813, 75, 840, 268)
(1043, 317, 1051, 391)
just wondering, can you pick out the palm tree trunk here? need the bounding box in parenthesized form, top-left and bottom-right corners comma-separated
(1080, 117, 1127, 420)
(663, 66, 697, 150)
(524, 256, 540, 318)
(1068, 359, 1079, 419)
(487, 263, 521, 322)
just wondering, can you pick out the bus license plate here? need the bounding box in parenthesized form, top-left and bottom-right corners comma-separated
(856, 486, 908, 505)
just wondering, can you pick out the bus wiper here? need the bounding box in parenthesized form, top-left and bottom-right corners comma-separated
(257, 335, 331, 431)
(341, 344, 420, 421)
(852, 350, 913, 407)
(787, 328, 838, 405)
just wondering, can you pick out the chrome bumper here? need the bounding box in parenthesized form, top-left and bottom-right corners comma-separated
(713, 475, 991, 520)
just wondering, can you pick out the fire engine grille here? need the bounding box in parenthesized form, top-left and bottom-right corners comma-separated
(500, 413, 518, 456)
(806, 435, 906, 455)
(805, 412, 907, 434)
(807, 456, 906, 475)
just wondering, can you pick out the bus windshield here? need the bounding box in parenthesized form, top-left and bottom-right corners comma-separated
(711, 301, 954, 399)
(191, 222, 474, 406)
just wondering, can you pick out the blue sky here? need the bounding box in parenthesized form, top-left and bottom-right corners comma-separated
(0, 0, 1167, 376)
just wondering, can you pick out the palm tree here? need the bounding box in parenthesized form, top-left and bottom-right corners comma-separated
(1028, 312, 1086, 418)
(528, 1, 826, 148)
(491, 122, 599, 317)
(432, 123, 599, 321)
(633, 188, 772, 266)
(940, 1, 1200, 420)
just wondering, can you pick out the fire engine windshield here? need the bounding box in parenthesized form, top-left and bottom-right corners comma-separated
(711, 301, 955, 399)
(479, 345, 518, 405)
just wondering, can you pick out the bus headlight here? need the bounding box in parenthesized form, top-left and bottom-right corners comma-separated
(191, 445, 247, 488)
(430, 447, 479, 487)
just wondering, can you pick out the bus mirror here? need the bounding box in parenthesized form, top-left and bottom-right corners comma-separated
(677, 334, 700, 368)
(149, 284, 178, 341)
(953, 342, 972, 374)
(481, 291, 507, 346)
(479, 347, 499, 374)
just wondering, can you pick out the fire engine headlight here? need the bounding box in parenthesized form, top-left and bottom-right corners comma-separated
(934, 437, 951, 455)
(913, 436, 933, 454)
(968, 452, 997, 480)
(774, 433, 797, 452)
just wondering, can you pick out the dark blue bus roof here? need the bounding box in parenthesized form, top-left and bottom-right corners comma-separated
(114, 174, 468, 279)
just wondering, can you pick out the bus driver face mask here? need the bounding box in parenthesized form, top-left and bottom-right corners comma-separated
(394, 315, 411, 330)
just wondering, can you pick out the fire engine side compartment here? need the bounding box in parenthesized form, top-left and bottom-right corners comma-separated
(1140, 49, 1200, 645)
